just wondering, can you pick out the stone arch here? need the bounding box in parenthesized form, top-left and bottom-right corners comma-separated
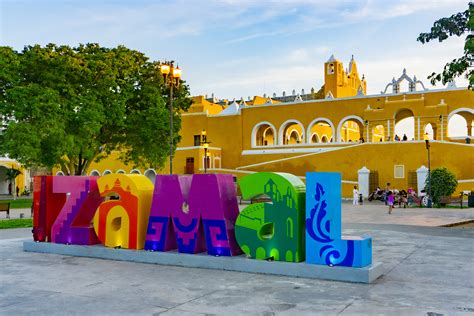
(394, 108, 415, 141)
(372, 125, 385, 142)
(307, 117, 335, 144)
(144, 169, 156, 184)
(423, 122, 438, 140)
(447, 108, 474, 137)
(337, 115, 364, 142)
(310, 133, 320, 143)
(252, 121, 277, 147)
(89, 170, 101, 176)
(288, 129, 300, 144)
(279, 119, 305, 145)
(448, 107, 474, 121)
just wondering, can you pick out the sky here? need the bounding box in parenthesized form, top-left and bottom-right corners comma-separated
(0, 0, 470, 137)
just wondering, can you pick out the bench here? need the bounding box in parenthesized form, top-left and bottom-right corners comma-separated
(0, 202, 10, 218)
(439, 193, 465, 208)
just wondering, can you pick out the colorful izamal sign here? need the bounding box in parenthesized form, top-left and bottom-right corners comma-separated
(32, 172, 372, 268)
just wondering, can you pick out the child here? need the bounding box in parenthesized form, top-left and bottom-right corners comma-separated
(387, 191, 394, 214)
(353, 185, 359, 205)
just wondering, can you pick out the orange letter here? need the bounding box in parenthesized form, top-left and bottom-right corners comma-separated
(93, 174, 153, 249)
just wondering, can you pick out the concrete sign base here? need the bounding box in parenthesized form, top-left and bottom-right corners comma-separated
(24, 241, 383, 284)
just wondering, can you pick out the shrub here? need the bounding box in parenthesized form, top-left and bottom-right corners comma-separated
(425, 167, 458, 206)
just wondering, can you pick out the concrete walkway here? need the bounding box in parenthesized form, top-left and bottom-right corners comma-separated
(342, 202, 474, 227)
(1, 223, 474, 315)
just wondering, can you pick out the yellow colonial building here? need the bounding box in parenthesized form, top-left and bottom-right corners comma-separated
(65, 56, 473, 197)
(0, 157, 30, 196)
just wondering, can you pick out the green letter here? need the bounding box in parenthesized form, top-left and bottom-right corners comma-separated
(236, 172, 305, 262)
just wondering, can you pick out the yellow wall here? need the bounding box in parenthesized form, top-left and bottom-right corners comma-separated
(76, 87, 473, 198)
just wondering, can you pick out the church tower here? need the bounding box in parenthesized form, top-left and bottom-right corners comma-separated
(324, 54, 367, 98)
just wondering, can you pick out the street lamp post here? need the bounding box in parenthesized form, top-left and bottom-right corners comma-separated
(200, 129, 210, 173)
(424, 133, 432, 208)
(203, 143, 209, 173)
(159, 62, 182, 175)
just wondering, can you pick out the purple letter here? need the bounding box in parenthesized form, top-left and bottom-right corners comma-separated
(145, 174, 241, 256)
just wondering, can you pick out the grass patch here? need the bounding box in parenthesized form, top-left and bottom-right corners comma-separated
(1, 198, 33, 209)
(0, 218, 32, 229)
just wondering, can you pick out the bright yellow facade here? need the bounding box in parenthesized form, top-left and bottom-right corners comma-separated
(65, 57, 473, 197)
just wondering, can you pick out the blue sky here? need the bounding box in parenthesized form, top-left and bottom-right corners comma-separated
(0, 0, 469, 100)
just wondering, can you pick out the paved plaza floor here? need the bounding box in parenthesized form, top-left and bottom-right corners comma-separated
(1, 203, 473, 315)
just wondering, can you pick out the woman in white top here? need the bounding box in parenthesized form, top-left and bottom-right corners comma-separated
(353, 185, 359, 205)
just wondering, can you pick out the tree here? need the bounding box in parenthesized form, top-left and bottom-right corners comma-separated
(417, 3, 473, 89)
(425, 167, 458, 206)
(0, 44, 192, 175)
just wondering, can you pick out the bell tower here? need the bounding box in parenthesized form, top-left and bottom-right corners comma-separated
(324, 54, 343, 98)
(324, 54, 367, 98)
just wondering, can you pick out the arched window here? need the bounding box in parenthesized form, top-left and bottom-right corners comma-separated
(424, 123, 437, 140)
(447, 108, 473, 138)
(144, 169, 156, 184)
(287, 129, 300, 144)
(337, 116, 364, 142)
(279, 120, 305, 145)
(307, 118, 335, 144)
(252, 122, 276, 147)
(394, 108, 415, 141)
(310, 133, 320, 143)
(102, 170, 112, 176)
(321, 135, 328, 143)
(55, 171, 65, 176)
(130, 169, 141, 174)
(116, 169, 126, 174)
(372, 125, 385, 142)
(89, 170, 100, 176)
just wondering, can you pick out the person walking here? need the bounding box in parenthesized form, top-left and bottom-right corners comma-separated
(353, 185, 359, 205)
(384, 182, 391, 205)
(387, 191, 395, 214)
(16, 186, 20, 197)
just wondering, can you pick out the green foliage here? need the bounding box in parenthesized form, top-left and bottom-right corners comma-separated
(0, 218, 32, 229)
(425, 167, 458, 206)
(417, 4, 473, 89)
(0, 44, 192, 175)
(4, 167, 22, 181)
